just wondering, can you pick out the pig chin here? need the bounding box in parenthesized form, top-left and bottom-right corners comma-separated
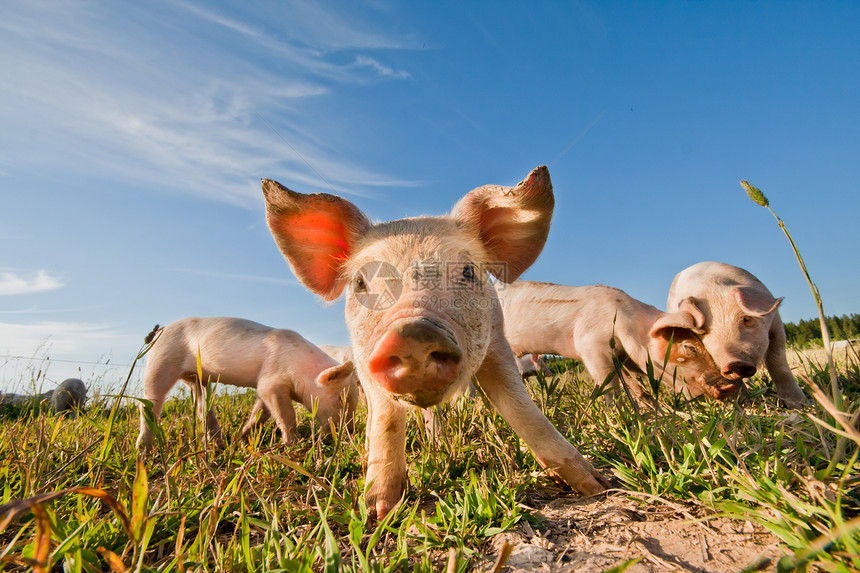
(390, 375, 471, 408)
(696, 374, 741, 401)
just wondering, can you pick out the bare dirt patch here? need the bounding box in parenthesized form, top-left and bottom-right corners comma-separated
(472, 488, 784, 572)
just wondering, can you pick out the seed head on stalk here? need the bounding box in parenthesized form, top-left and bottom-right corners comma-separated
(741, 180, 769, 208)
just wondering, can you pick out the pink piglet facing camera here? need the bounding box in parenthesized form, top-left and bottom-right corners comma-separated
(261, 166, 608, 520)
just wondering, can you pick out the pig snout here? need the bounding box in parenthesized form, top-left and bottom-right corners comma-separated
(706, 381, 737, 400)
(702, 378, 748, 402)
(722, 361, 757, 380)
(368, 317, 463, 404)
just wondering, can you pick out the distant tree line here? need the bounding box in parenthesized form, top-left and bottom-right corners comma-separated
(784, 314, 860, 348)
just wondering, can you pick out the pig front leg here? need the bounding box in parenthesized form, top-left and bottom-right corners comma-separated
(188, 381, 226, 449)
(137, 400, 163, 451)
(363, 387, 408, 520)
(240, 399, 272, 440)
(475, 331, 608, 496)
(579, 347, 623, 400)
(421, 407, 444, 440)
(136, 363, 180, 450)
(765, 317, 807, 408)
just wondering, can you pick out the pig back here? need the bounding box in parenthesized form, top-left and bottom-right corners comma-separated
(498, 282, 647, 358)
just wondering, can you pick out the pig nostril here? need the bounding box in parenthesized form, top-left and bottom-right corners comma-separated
(723, 362, 757, 379)
(367, 318, 465, 397)
(369, 353, 401, 375)
(732, 364, 756, 378)
(429, 350, 461, 365)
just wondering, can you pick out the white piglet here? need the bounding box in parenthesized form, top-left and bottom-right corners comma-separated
(136, 317, 358, 450)
(498, 281, 740, 402)
(667, 261, 807, 407)
(261, 166, 607, 519)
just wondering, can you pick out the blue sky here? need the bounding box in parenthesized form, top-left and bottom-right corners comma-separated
(2, 1, 858, 392)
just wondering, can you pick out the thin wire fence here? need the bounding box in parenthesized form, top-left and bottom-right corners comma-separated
(0, 352, 253, 405)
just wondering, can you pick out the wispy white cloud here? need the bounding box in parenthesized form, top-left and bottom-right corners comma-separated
(0, 271, 63, 296)
(173, 0, 421, 53)
(0, 0, 422, 206)
(353, 56, 412, 80)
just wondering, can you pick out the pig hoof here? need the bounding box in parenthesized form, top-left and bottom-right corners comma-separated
(370, 499, 398, 522)
(778, 396, 807, 410)
(366, 491, 402, 522)
(543, 463, 608, 497)
(580, 473, 609, 496)
(365, 476, 406, 521)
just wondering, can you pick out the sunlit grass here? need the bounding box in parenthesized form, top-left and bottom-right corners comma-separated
(1, 345, 858, 571)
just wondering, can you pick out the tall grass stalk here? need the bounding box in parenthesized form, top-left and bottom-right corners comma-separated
(742, 180, 857, 479)
(741, 180, 841, 409)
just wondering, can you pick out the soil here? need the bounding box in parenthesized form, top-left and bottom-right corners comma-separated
(471, 488, 785, 573)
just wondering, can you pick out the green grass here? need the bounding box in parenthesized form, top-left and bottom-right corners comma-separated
(1, 349, 858, 572)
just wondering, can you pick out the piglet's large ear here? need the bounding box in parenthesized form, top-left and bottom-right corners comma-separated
(734, 287, 782, 317)
(316, 361, 355, 387)
(263, 180, 371, 301)
(452, 166, 554, 283)
(676, 296, 707, 331)
(649, 310, 705, 340)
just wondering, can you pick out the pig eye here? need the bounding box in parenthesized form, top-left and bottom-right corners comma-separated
(354, 276, 367, 293)
(461, 264, 477, 282)
(681, 342, 698, 355)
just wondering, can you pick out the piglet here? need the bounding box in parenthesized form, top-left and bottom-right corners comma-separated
(50, 378, 87, 415)
(262, 166, 607, 519)
(0, 378, 87, 414)
(135, 317, 358, 450)
(667, 261, 806, 407)
(498, 281, 739, 402)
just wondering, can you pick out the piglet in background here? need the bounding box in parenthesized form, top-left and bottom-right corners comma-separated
(667, 261, 807, 408)
(0, 377, 87, 415)
(498, 281, 739, 403)
(50, 378, 87, 414)
(319, 344, 354, 365)
(135, 317, 358, 450)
